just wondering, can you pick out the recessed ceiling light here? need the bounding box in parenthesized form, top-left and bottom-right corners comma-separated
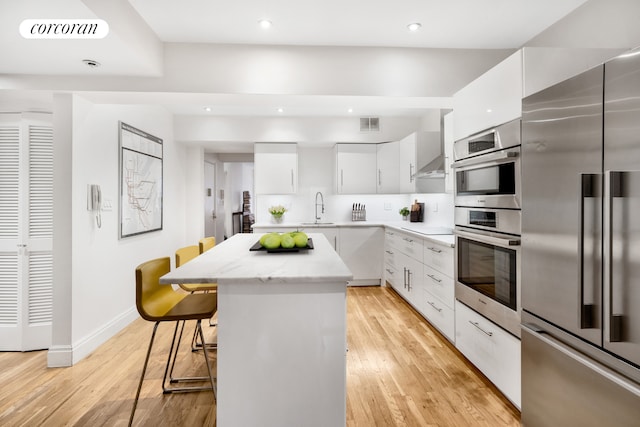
(259, 19, 273, 29)
(486, 109, 493, 113)
(82, 59, 100, 68)
(407, 23, 422, 32)
(277, 108, 284, 113)
(204, 107, 212, 112)
(347, 108, 353, 113)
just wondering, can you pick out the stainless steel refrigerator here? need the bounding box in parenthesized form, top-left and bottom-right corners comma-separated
(521, 49, 640, 426)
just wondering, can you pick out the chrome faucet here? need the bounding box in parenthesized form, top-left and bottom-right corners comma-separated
(315, 191, 325, 223)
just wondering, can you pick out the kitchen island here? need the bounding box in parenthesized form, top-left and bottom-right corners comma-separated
(159, 233, 352, 427)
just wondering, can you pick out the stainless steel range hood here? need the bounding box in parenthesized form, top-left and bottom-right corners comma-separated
(414, 153, 445, 178)
(412, 109, 450, 179)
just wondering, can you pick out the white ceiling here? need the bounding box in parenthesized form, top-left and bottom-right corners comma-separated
(127, 0, 587, 49)
(0, 0, 596, 152)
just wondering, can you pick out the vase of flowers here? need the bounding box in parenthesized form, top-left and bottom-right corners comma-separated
(268, 205, 287, 223)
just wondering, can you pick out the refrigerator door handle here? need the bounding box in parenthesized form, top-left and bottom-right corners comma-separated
(607, 171, 624, 342)
(579, 173, 599, 329)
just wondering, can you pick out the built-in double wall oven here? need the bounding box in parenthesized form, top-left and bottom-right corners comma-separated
(453, 119, 522, 338)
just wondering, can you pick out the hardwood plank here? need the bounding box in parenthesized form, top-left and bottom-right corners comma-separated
(0, 286, 520, 426)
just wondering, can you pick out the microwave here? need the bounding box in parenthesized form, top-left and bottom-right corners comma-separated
(452, 120, 521, 210)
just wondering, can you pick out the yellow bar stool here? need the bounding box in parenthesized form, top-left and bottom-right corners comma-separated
(129, 257, 217, 427)
(199, 236, 216, 254)
(175, 245, 218, 351)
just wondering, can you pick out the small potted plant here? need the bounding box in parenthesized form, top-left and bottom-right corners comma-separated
(268, 205, 287, 223)
(399, 207, 410, 221)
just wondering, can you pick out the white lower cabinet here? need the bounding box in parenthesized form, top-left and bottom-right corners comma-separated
(338, 227, 383, 286)
(399, 254, 423, 306)
(455, 301, 521, 409)
(420, 291, 455, 340)
(423, 264, 454, 307)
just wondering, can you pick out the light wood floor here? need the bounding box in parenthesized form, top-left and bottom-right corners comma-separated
(0, 286, 520, 426)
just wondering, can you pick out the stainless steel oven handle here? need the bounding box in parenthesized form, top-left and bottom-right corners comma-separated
(454, 229, 520, 247)
(451, 149, 519, 169)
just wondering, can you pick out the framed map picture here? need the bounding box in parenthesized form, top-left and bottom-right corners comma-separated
(118, 121, 163, 238)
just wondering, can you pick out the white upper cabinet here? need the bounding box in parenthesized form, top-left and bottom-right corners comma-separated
(254, 143, 298, 194)
(335, 143, 377, 194)
(398, 132, 417, 193)
(453, 50, 523, 141)
(376, 141, 400, 194)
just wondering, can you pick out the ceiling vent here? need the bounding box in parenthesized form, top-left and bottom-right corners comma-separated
(360, 117, 380, 132)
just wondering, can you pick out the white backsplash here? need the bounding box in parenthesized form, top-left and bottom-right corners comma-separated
(256, 192, 453, 228)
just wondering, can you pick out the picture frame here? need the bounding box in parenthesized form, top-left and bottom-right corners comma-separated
(118, 121, 163, 238)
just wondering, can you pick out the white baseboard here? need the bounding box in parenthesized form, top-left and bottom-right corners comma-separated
(47, 344, 73, 367)
(47, 307, 139, 367)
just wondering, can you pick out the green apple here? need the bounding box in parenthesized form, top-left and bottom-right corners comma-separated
(293, 232, 308, 248)
(259, 233, 273, 246)
(281, 234, 295, 249)
(263, 233, 281, 249)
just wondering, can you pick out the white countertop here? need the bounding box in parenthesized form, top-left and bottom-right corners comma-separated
(252, 221, 455, 247)
(160, 232, 353, 285)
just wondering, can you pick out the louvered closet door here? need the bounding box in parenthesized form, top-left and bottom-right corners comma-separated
(0, 114, 53, 351)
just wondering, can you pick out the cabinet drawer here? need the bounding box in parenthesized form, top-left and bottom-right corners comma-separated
(383, 244, 400, 269)
(424, 241, 453, 275)
(384, 263, 399, 288)
(421, 290, 455, 342)
(384, 230, 401, 250)
(423, 264, 454, 309)
(455, 301, 521, 408)
(397, 232, 423, 261)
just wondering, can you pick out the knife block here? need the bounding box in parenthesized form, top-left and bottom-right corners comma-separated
(410, 203, 424, 222)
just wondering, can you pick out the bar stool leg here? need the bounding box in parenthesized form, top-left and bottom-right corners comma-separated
(129, 321, 160, 427)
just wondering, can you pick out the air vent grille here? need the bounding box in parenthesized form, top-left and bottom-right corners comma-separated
(359, 117, 380, 132)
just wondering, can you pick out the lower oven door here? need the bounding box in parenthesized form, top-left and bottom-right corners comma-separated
(455, 227, 521, 338)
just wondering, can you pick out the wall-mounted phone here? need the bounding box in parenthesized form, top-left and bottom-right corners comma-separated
(87, 184, 102, 228)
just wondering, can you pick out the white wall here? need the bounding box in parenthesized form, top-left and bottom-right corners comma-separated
(50, 96, 192, 365)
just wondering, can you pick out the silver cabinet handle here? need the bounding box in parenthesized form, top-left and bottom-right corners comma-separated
(409, 163, 414, 183)
(427, 301, 442, 312)
(341, 169, 344, 188)
(427, 273, 442, 283)
(407, 269, 412, 291)
(385, 268, 394, 275)
(427, 246, 442, 253)
(291, 169, 294, 189)
(469, 321, 493, 337)
(385, 250, 394, 254)
(403, 237, 414, 243)
(378, 169, 382, 186)
(403, 267, 408, 289)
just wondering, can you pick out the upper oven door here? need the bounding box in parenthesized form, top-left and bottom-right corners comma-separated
(453, 147, 521, 209)
(453, 119, 521, 161)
